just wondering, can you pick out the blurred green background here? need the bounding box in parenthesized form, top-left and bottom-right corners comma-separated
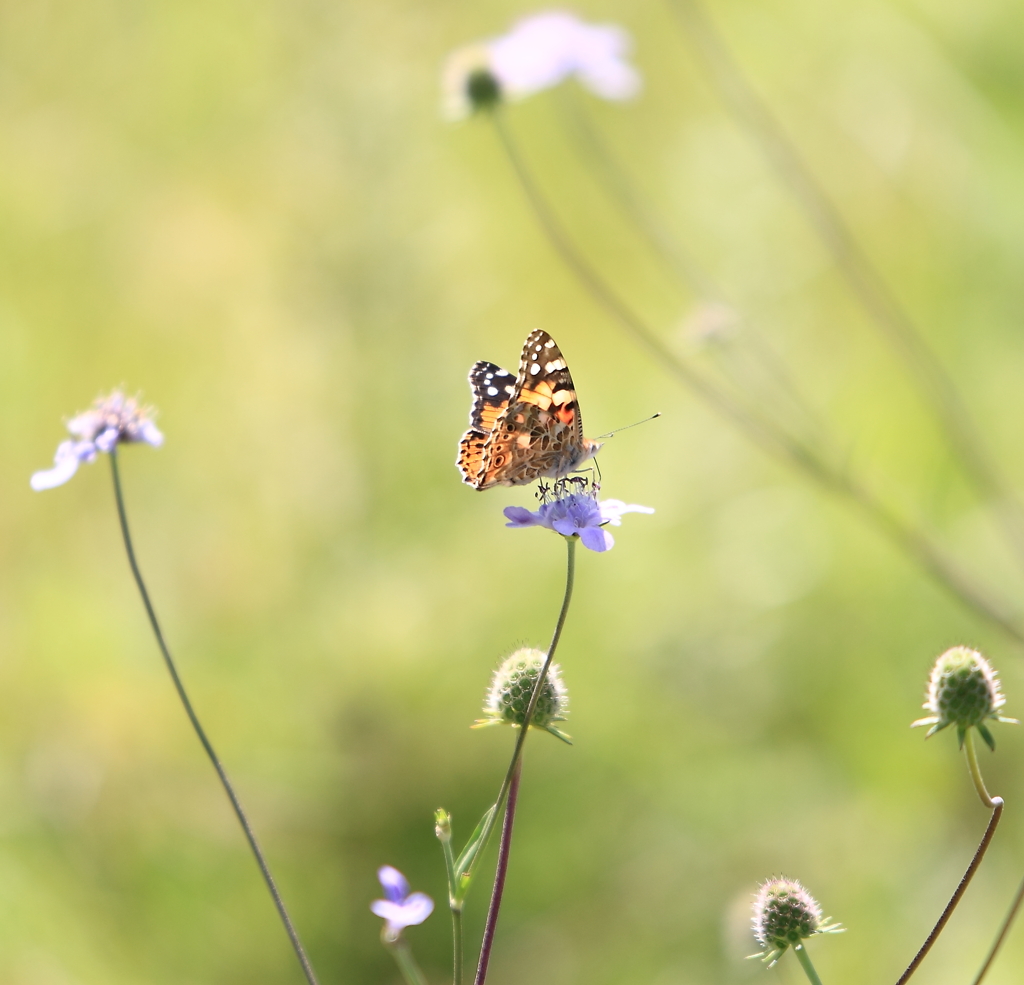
(4, 0, 1024, 982)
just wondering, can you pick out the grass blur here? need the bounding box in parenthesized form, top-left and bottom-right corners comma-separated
(4, 0, 1024, 982)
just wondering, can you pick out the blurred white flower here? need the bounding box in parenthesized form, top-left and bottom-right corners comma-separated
(31, 390, 163, 491)
(442, 11, 641, 120)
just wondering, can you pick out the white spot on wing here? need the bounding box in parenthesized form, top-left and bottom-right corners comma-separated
(531, 363, 541, 375)
(487, 386, 499, 396)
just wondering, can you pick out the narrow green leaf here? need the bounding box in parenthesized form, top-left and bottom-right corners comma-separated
(453, 803, 497, 886)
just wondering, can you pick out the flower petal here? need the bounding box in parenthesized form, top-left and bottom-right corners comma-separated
(139, 421, 165, 447)
(94, 427, 120, 453)
(504, 506, 541, 527)
(30, 441, 86, 491)
(377, 865, 409, 903)
(397, 892, 434, 927)
(580, 526, 613, 552)
(599, 499, 654, 526)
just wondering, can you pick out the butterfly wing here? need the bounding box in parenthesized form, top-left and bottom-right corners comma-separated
(457, 360, 516, 487)
(474, 330, 589, 489)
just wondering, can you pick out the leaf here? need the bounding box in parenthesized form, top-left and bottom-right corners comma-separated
(453, 803, 497, 897)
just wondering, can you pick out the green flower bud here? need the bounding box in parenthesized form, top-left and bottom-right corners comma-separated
(750, 877, 842, 966)
(911, 646, 1018, 750)
(473, 648, 570, 743)
(434, 808, 451, 844)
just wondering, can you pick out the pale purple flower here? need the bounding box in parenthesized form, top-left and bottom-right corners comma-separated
(443, 11, 641, 119)
(370, 866, 434, 938)
(504, 493, 653, 552)
(31, 390, 164, 491)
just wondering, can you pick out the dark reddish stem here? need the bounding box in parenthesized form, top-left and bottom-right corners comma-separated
(895, 798, 1003, 985)
(473, 757, 523, 985)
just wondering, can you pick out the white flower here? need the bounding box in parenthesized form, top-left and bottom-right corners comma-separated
(31, 390, 164, 491)
(442, 11, 641, 119)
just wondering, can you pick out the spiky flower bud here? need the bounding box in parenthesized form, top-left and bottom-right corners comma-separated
(750, 878, 842, 966)
(911, 646, 1018, 751)
(473, 648, 570, 743)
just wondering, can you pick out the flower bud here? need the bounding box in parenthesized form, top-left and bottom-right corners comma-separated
(434, 808, 451, 844)
(474, 648, 570, 743)
(912, 646, 1018, 750)
(750, 877, 842, 965)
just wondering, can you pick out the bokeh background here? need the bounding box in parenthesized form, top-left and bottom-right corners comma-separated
(4, 0, 1024, 982)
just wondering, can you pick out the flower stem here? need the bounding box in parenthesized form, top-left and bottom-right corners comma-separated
(108, 451, 320, 985)
(667, 0, 1024, 573)
(465, 536, 577, 882)
(965, 728, 997, 809)
(793, 944, 824, 985)
(388, 937, 430, 985)
(971, 870, 1024, 985)
(488, 109, 1024, 647)
(473, 756, 522, 985)
(440, 829, 463, 985)
(894, 796, 1004, 985)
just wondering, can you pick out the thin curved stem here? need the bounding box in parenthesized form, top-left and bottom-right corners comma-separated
(108, 451, 320, 985)
(793, 944, 824, 985)
(473, 756, 523, 985)
(972, 871, 1024, 985)
(465, 536, 577, 883)
(964, 728, 997, 809)
(667, 0, 1024, 571)
(488, 110, 1024, 647)
(894, 797, 1004, 985)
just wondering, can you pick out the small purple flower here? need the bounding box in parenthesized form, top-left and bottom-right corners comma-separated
(370, 866, 434, 938)
(504, 493, 653, 552)
(31, 390, 164, 491)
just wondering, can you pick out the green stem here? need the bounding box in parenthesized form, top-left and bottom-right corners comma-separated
(440, 830, 463, 985)
(108, 451, 320, 985)
(488, 109, 1024, 648)
(389, 937, 430, 985)
(971, 870, 1024, 985)
(793, 944, 824, 985)
(965, 729, 997, 809)
(464, 536, 577, 883)
(667, 0, 1024, 572)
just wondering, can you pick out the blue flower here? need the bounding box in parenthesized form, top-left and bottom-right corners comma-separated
(370, 866, 434, 938)
(31, 390, 164, 491)
(504, 493, 653, 552)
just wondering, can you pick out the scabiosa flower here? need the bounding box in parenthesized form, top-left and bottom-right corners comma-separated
(370, 866, 434, 941)
(31, 390, 164, 491)
(474, 647, 570, 743)
(442, 11, 641, 119)
(911, 646, 1018, 751)
(504, 492, 653, 552)
(750, 877, 843, 966)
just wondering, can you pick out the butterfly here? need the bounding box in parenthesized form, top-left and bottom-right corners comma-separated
(457, 329, 603, 490)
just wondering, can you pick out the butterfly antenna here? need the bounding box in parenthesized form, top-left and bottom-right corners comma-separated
(595, 412, 662, 441)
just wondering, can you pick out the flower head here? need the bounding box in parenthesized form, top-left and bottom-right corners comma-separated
(370, 866, 434, 940)
(504, 491, 653, 552)
(442, 11, 641, 119)
(31, 390, 164, 491)
(750, 877, 843, 966)
(474, 647, 570, 742)
(911, 646, 1018, 751)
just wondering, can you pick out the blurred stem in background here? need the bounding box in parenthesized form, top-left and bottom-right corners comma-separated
(667, 0, 1024, 573)
(386, 938, 430, 985)
(108, 450, 321, 985)
(973, 870, 1024, 984)
(896, 730, 1003, 985)
(488, 110, 1024, 647)
(555, 85, 827, 456)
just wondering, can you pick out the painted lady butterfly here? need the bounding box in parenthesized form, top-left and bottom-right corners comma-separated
(457, 329, 603, 490)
